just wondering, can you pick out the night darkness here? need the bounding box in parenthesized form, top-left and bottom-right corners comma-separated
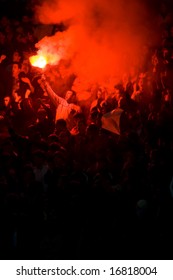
(1, 0, 173, 261)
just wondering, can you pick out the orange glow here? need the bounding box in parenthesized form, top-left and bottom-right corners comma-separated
(29, 37, 63, 69)
(29, 55, 48, 68)
(34, 0, 159, 102)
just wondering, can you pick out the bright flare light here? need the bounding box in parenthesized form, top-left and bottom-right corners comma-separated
(29, 55, 48, 69)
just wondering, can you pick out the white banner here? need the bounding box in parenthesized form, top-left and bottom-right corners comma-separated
(101, 108, 123, 135)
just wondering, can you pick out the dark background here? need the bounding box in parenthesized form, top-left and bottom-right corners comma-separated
(0, 0, 173, 19)
(0, 0, 37, 19)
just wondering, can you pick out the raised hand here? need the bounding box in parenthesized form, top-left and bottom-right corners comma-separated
(21, 77, 30, 84)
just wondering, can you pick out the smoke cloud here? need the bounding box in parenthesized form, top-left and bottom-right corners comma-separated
(34, 0, 159, 98)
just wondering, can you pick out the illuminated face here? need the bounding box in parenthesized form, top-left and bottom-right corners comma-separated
(97, 90, 102, 99)
(114, 88, 120, 100)
(59, 65, 66, 78)
(13, 51, 21, 62)
(65, 90, 73, 101)
(21, 60, 29, 73)
(12, 63, 20, 78)
(4, 96, 10, 107)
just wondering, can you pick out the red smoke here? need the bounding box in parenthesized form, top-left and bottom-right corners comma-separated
(34, 0, 159, 99)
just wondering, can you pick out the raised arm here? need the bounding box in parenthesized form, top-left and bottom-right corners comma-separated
(21, 77, 34, 93)
(41, 75, 66, 107)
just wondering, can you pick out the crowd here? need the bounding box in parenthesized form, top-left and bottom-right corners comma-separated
(1, 2, 173, 260)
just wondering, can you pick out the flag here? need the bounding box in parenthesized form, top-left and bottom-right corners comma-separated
(101, 108, 123, 135)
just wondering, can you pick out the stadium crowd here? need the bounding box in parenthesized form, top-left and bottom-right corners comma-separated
(1, 1, 173, 259)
